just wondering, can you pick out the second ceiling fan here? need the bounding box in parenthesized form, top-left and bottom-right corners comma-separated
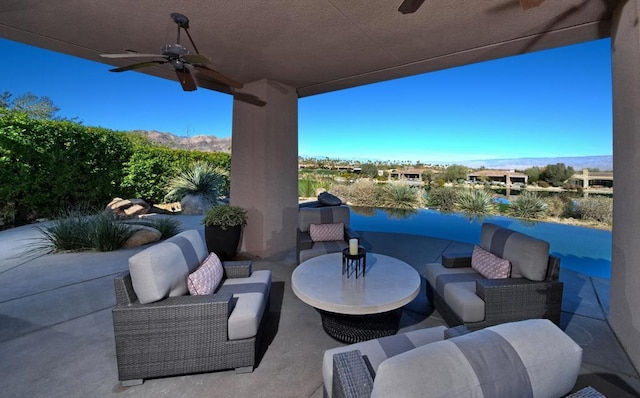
(398, 0, 545, 14)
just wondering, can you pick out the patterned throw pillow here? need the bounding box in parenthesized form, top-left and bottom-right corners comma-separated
(471, 245, 511, 279)
(187, 252, 224, 295)
(309, 222, 344, 242)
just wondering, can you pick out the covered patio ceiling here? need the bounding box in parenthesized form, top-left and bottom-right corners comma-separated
(0, 0, 617, 98)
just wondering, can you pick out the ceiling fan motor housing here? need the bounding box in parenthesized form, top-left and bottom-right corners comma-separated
(162, 44, 190, 57)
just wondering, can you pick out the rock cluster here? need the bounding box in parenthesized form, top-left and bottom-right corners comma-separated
(106, 198, 150, 217)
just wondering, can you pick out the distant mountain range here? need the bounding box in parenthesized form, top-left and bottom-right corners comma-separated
(131, 130, 612, 171)
(130, 130, 231, 153)
(458, 155, 612, 171)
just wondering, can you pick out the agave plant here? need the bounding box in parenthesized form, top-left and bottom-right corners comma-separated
(164, 161, 229, 205)
(509, 191, 548, 219)
(380, 183, 422, 209)
(455, 189, 496, 217)
(298, 178, 319, 198)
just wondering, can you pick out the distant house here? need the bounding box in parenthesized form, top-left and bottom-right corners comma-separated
(389, 168, 423, 182)
(467, 170, 528, 185)
(568, 169, 614, 189)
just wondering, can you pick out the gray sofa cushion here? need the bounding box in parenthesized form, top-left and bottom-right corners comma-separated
(128, 229, 208, 304)
(479, 223, 550, 281)
(370, 319, 582, 398)
(323, 326, 447, 398)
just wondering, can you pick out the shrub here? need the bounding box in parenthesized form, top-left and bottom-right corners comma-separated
(164, 161, 229, 205)
(509, 191, 547, 219)
(202, 204, 248, 230)
(574, 196, 612, 224)
(298, 178, 319, 198)
(349, 179, 383, 207)
(426, 187, 459, 212)
(380, 183, 422, 209)
(455, 189, 496, 217)
(544, 195, 574, 218)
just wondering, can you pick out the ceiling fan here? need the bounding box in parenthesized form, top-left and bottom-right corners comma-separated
(398, 0, 545, 14)
(100, 13, 265, 106)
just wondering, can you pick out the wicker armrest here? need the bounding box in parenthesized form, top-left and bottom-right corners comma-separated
(564, 386, 606, 397)
(444, 325, 471, 339)
(345, 227, 360, 240)
(441, 253, 473, 268)
(113, 292, 234, 341)
(297, 230, 314, 251)
(333, 350, 373, 398)
(476, 278, 564, 325)
(223, 260, 252, 278)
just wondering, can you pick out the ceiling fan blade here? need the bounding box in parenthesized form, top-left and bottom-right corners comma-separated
(182, 53, 211, 65)
(193, 64, 244, 89)
(100, 53, 165, 59)
(109, 60, 167, 72)
(398, 0, 425, 14)
(175, 68, 197, 91)
(232, 90, 267, 107)
(519, 0, 544, 10)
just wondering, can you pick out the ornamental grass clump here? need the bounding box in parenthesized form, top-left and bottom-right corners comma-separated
(92, 211, 135, 252)
(164, 161, 229, 205)
(128, 217, 181, 240)
(509, 191, 548, 219)
(455, 189, 496, 217)
(37, 208, 95, 252)
(380, 183, 422, 209)
(298, 178, 319, 198)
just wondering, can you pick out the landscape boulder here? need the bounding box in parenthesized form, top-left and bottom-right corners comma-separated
(318, 192, 342, 206)
(180, 194, 212, 215)
(107, 198, 150, 217)
(122, 225, 162, 248)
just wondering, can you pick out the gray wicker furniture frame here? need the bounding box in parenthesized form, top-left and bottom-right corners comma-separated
(112, 260, 266, 386)
(429, 253, 564, 331)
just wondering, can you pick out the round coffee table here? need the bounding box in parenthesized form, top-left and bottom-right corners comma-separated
(292, 252, 420, 343)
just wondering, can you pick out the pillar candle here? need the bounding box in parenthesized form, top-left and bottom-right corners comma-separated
(349, 238, 358, 255)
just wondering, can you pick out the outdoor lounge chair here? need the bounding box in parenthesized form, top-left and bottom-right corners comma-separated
(297, 204, 359, 264)
(424, 223, 563, 330)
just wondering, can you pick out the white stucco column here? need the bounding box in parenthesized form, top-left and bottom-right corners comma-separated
(610, 0, 640, 371)
(230, 79, 298, 258)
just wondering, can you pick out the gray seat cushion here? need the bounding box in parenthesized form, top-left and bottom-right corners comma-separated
(323, 326, 447, 398)
(424, 262, 485, 322)
(370, 319, 582, 398)
(219, 270, 271, 340)
(299, 240, 349, 263)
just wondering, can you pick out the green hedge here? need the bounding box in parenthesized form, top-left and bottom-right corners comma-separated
(0, 111, 231, 225)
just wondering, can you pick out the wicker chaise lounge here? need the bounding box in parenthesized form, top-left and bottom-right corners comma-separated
(424, 223, 563, 330)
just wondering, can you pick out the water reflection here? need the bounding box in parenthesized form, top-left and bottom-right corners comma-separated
(349, 207, 612, 278)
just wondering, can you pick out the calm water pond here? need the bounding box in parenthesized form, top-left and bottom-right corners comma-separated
(349, 207, 612, 279)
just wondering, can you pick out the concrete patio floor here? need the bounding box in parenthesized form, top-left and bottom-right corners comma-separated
(0, 214, 638, 397)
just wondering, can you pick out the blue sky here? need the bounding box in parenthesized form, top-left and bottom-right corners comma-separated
(2, 37, 612, 163)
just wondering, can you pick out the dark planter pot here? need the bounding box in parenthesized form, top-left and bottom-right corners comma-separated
(204, 224, 243, 260)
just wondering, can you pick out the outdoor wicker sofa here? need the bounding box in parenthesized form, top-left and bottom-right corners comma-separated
(424, 222, 564, 330)
(112, 229, 271, 386)
(325, 319, 603, 398)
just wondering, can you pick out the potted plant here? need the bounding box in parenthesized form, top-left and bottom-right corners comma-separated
(202, 204, 247, 260)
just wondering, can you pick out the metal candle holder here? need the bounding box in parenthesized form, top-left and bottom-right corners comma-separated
(342, 247, 366, 278)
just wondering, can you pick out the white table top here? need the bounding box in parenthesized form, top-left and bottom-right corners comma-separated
(291, 252, 420, 315)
